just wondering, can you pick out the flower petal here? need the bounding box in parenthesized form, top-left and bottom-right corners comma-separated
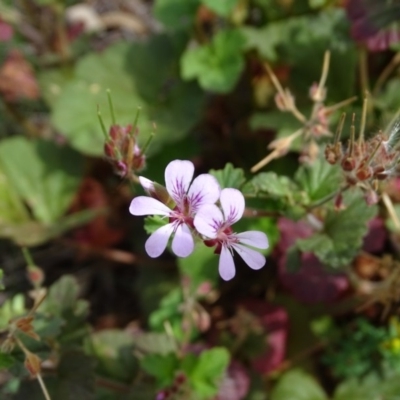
(172, 223, 194, 257)
(129, 196, 171, 216)
(219, 245, 236, 280)
(232, 243, 266, 270)
(193, 204, 223, 238)
(145, 223, 175, 257)
(187, 174, 220, 213)
(165, 160, 194, 204)
(236, 231, 269, 249)
(220, 188, 245, 224)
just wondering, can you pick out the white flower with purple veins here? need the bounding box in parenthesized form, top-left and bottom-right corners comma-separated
(129, 160, 220, 258)
(194, 188, 269, 281)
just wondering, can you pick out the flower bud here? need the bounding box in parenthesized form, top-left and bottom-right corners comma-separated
(24, 351, 41, 376)
(325, 144, 339, 164)
(356, 164, 373, 181)
(27, 265, 44, 288)
(15, 316, 40, 340)
(309, 82, 326, 102)
(341, 156, 356, 171)
(104, 141, 115, 158)
(364, 189, 379, 205)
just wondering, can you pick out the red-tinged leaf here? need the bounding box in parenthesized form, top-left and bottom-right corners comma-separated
(362, 217, 386, 253)
(217, 362, 250, 400)
(276, 218, 349, 304)
(0, 50, 39, 101)
(279, 252, 350, 304)
(241, 299, 289, 374)
(0, 20, 13, 42)
(70, 178, 124, 247)
(275, 218, 313, 254)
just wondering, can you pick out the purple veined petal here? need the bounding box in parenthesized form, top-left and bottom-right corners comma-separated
(193, 204, 223, 238)
(145, 223, 175, 258)
(232, 243, 266, 270)
(220, 188, 245, 224)
(129, 196, 171, 216)
(165, 160, 194, 204)
(187, 174, 221, 213)
(219, 245, 236, 281)
(172, 223, 194, 257)
(236, 231, 269, 249)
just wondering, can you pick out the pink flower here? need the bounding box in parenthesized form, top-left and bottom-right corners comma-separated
(129, 160, 220, 258)
(194, 188, 269, 280)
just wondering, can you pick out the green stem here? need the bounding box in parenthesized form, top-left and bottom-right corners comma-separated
(21, 247, 35, 267)
(106, 89, 116, 125)
(307, 185, 350, 211)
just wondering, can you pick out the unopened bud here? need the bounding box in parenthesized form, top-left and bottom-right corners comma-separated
(27, 265, 44, 288)
(364, 189, 379, 205)
(139, 177, 172, 205)
(309, 82, 326, 102)
(24, 352, 41, 376)
(274, 90, 295, 111)
(341, 156, 356, 171)
(325, 144, 339, 164)
(15, 316, 40, 340)
(104, 141, 115, 158)
(356, 164, 373, 181)
(1, 337, 15, 353)
(373, 165, 387, 180)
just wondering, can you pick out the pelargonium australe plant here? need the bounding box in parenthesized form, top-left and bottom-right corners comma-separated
(129, 160, 269, 280)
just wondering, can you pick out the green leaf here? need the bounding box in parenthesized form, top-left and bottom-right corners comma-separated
(181, 29, 246, 93)
(0, 353, 15, 370)
(188, 347, 230, 399)
(149, 289, 186, 341)
(285, 245, 302, 273)
(0, 209, 101, 247)
(133, 332, 177, 355)
(209, 163, 246, 189)
(44, 275, 83, 314)
(0, 269, 4, 291)
(245, 172, 298, 198)
(0, 166, 30, 226)
(55, 351, 96, 400)
(243, 172, 308, 218)
(140, 353, 179, 388)
(144, 215, 168, 235)
(282, 9, 357, 102)
(0, 137, 83, 224)
(271, 369, 327, 400)
(295, 158, 342, 202)
(241, 21, 288, 61)
(87, 330, 138, 383)
(333, 371, 400, 400)
(33, 315, 64, 339)
(45, 37, 204, 156)
(296, 191, 377, 268)
(178, 245, 219, 288)
(200, 0, 237, 17)
(154, 0, 200, 30)
(0, 295, 26, 327)
(43, 275, 89, 345)
(375, 79, 400, 111)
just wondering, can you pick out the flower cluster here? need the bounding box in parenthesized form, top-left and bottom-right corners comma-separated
(325, 112, 400, 205)
(104, 123, 146, 177)
(251, 52, 356, 172)
(129, 160, 269, 280)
